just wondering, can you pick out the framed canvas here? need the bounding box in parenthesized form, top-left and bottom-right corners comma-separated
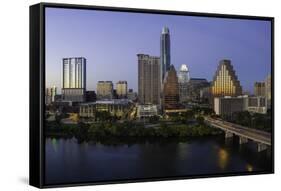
(30, 2, 274, 188)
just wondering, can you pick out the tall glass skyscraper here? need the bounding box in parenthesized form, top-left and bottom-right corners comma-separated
(62, 57, 86, 102)
(161, 27, 171, 80)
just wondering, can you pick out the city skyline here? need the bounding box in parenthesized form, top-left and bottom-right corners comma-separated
(46, 7, 271, 93)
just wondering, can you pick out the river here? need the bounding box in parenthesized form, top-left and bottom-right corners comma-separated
(45, 135, 272, 185)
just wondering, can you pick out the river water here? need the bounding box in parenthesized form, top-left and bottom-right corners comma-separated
(45, 135, 272, 185)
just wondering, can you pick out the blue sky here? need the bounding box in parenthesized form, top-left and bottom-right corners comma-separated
(45, 7, 271, 93)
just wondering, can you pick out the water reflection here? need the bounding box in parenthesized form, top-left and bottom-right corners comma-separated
(246, 164, 253, 172)
(45, 137, 272, 185)
(218, 148, 229, 170)
(51, 138, 57, 153)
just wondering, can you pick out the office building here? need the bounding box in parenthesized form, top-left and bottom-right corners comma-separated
(163, 65, 180, 111)
(211, 59, 242, 97)
(200, 86, 211, 103)
(265, 74, 271, 109)
(161, 27, 171, 80)
(178, 64, 190, 103)
(214, 95, 267, 116)
(137, 54, 161, 105)
(247, 96, 267, 114)
(254, 82, 265, 96)
(188, 78, 210, 102)
(96, 81, 113, 100)
(61, 57, 86, 102)
(116, 81, 128, 98)
(214, 96, 246, 116)
(45, 86, 57, 105)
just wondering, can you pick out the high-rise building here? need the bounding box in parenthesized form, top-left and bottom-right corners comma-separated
(161, 27, 171, 80)
(188, 78, 210, 102)
(45, 86, 57, 105)
(96, 81, 113, 100)
(211, 59, 242, 97)
(178, 64, 190, 103)
(265, 74, 271, 109)
(163, 65, 180, 111)
(254, 82, 265, 96)
(137, 54, 161, 105)
(62, 57, 86, 102)
(116, 81, 128, 98)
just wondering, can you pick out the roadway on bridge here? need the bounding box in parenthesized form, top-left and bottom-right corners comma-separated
(205, 117, 271, 146)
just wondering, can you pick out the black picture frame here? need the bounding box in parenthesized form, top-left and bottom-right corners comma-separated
(30, 2, 274, 188)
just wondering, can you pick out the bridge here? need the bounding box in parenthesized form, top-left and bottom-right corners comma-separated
(204, 117, 271, 152)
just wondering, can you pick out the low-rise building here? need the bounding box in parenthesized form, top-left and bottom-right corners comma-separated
(79, 99, 132, 118)
(214, 95, 267, 116)
(247, 96, 267, 114)
(137, 104, 158, 118)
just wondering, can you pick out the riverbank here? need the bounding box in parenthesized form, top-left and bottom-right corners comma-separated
(46, 120, 223, 144)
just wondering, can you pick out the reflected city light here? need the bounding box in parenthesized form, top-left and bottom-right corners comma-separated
(246, 164, 253, 172)
(51, 138, 58, 152)
(218, 148, 229, 170)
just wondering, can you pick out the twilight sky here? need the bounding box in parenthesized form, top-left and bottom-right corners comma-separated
(45, 7, 271, 93)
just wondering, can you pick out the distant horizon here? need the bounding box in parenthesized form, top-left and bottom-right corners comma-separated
(45, 7, 271, 94)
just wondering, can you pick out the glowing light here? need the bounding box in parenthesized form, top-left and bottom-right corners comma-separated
(246, 164, 253, 172)
(218, 148, 229, 170)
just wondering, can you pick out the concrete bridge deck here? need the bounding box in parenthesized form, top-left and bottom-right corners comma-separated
(204, 117, 271, 147)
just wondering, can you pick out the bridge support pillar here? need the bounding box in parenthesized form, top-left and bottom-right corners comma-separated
(239, 137, 248, 144)
(225, 131, 233, 139)
(257, 143, 268, 152)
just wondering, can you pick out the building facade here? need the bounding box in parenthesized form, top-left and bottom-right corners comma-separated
(116, 81, 128, 98)
(137, 104, 158, 118)
(211, 59, 242, 97)
(163, 65, 180, 111)
(160, 27, 171, 80)
(254, 82, 266, 97)
(214, 96, 246, 116)
(265, 74, 271, 109)
(214, 95, 267, 116)
(127, 89, 137, 101)
(79, 99, 132, 118)
(137, 54, 161, 105)
(45, 86, 57, 105)
(62, 57, 86, 102)
(247, 96, 267, 114)
(96, 81, 113, 100)
(178, 64, 190, 103)
(187, 78, 210, 102)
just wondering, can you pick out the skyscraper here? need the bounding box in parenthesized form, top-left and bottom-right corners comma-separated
(45, 86, 57, 105)
(96, 81, 113, 100)
(137, 54, 161, 105)
(178, 64, 190, 103)
(163, 65, 180, 111)
(265, 74, 271, 109)
(211, 59, 242, 97)
(62, 57, 86, 102)
(254, 82, 266, 96)
(116, 81, 128, 98)
(161, 27, 171, 80)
